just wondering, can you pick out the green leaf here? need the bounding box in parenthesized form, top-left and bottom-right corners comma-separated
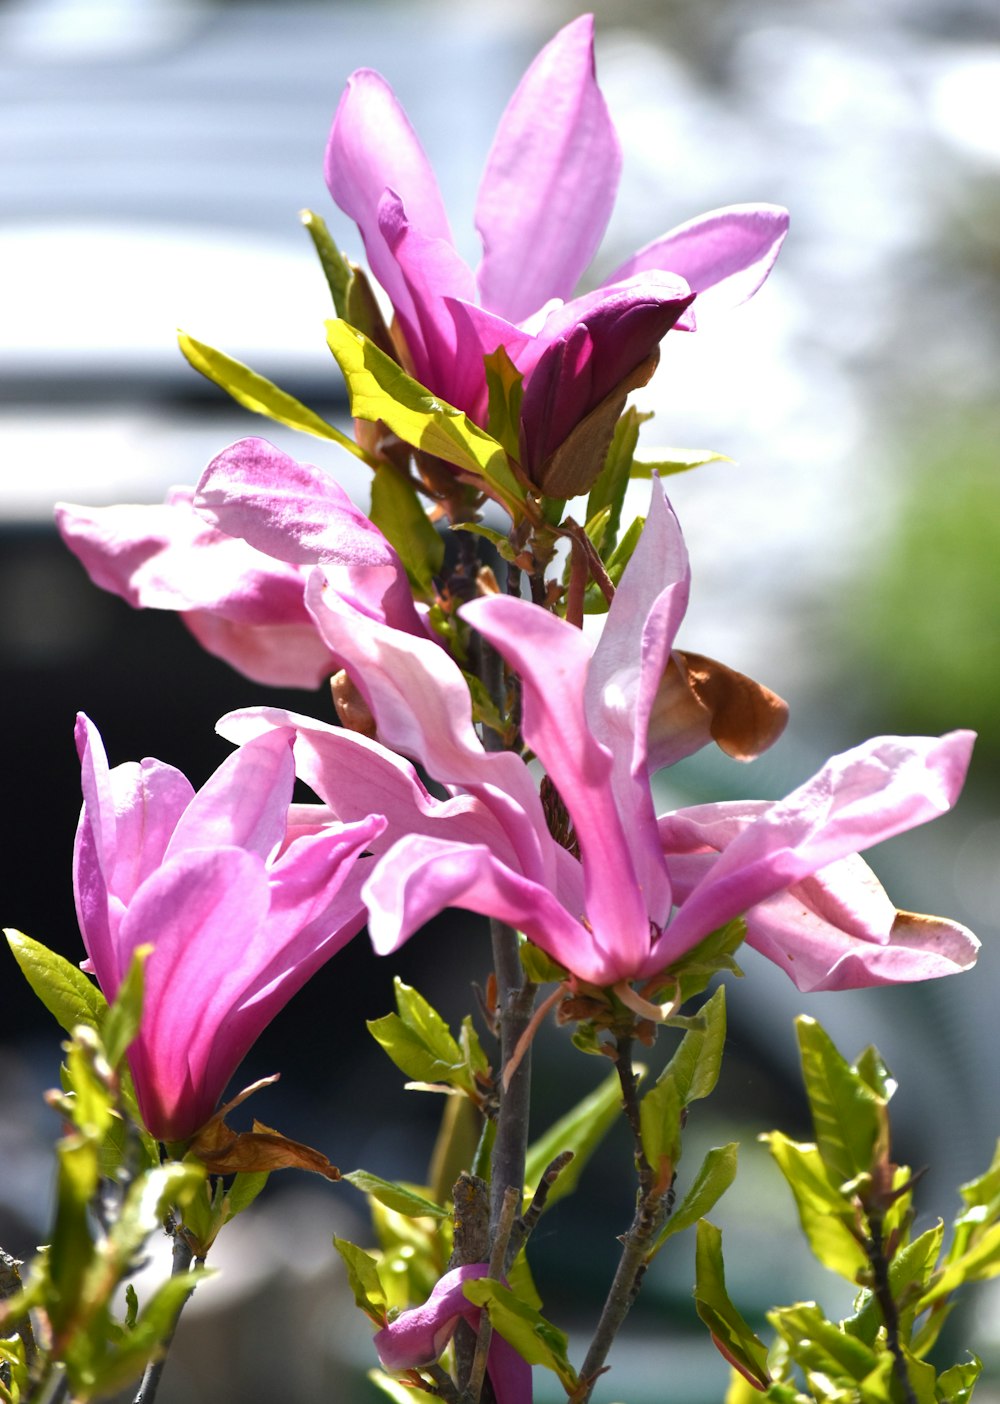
(853, 1045, 897, 1104)
(222, 1172, 270, 1224)
(369, 464, 443, 596)
(586, 406, 653, 554)
(299, 209, 353, 316)
(524, 1066, 638, 1211)
(582, 514, 644, 614)
(918, 1220, 1000, 1306)
(367, 1372, 418, 1404)
(395, 980, 462, 1061)
(639, 1072, 682, 1178)
(333, 1237, 388, 1325)
(845, 1222, 944, 1347)
(462, 1279, 578, 1391)
(6, 928, 106, 1036)
(518, 942, 568, 985)
(770, 1301, 878, 1383)
(484, 345, 524, 460)
(178, 332, 370, 461)
(796, 1016, 887, 1190)
(631, 447, 731, 477)
(694, 1220, 771, 1390)
(761, 1131, 868, 1282)
(84, 1269, 207, 1398)
(108, 1163, 206, 1274)
(651, 1144, 739, 1255)
(450, 520, 520, 565)
(325, 320, 526, 517)
(654, 919, 746, 1007)
(663, 985, 727, 1107)
(343, 1171, 448, 1220)
(935, 1356, 982, 1404)
(101, 945, 150, 1071)
(48, 1137, 101, 1338)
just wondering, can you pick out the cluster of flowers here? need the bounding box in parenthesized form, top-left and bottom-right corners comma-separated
(55, 16, 977, 1397)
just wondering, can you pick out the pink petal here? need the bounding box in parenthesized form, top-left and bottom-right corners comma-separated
(120, 845, 272, 1140)
(194, 438, 393, 568)
(364, 833, 610, 979)
(658, 731, 976, 965)
(305, 574, 553, 887)
(217, 707, 524, 870)
(461, 596, 653, 972)
(324, 68, 454, 328)
(584, 481, 688, 919)
(374, 1265, 490, 1371)
(377, 191, 478, 402)
(181, 610, 338, 689)
(608, 204, 790, 324)
(164, 729, 295, 864)
(475, 14, 621, 323)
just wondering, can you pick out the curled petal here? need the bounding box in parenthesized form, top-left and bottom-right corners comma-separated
(475, 13, 621, 323)
(608, 203, 790, 323)
(324, 68, 454, 327)
(648, 650, 788, 770)
(374, 1265, 490, 1371)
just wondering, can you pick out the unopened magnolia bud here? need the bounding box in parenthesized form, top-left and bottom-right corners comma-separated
(331, 670, 377, 738)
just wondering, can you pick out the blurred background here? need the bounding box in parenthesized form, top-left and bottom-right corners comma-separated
(2, 0, 999, 1399)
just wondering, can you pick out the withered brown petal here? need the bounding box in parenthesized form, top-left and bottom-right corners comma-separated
(189, 1118, 341, 1181)
(331, 669, 378, 738)
(674, 650, 789, 761)
(535, 351, 659, 499)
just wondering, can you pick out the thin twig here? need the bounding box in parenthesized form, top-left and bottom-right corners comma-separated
(426, 1361, 463, 1401)
(132, 1230, 198, 1404)
(509, 1151, 575, 1260)
(867, 1213, 918, 1404)
(487, 917, 537, 1260)
(465, 1187, 520, 1404)
(575, 1038, 669, 1402)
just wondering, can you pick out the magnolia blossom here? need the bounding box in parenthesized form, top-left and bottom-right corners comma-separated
(265, 478, 974, 993)
(373, 1266, 530, 1403)
(56, 437, 419, 688)
(326, 14, 788, 488)
(74, 714, 384, 1140)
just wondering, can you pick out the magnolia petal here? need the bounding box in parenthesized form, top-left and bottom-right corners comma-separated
(305, 575, 553, 886)
(475, 14, 621, 324)
(374, 1264, 490, 1371)
(120, 846, 273, 1141)
(217, 706, 524, 869)
(648, 649, 788, 770)
(745, 891, 979, 993)
(164, 729, 295, 865)
(462, 595, 652, 970)
(56, 494, 313, 623)
(182, 611, 338, 689)
(363, 833, 615, 980)
(377, 191, 479, 404)
(324, 68, 455, 328)
(194, 437, 392, 568)
(607, 203, 790, 318)
(660, 731, 976, 962)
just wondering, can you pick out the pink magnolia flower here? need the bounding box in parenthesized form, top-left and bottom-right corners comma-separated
(56, 437, 419, 688)
(326, 14, 788, 487)
(287, 478, 975, 993)
(373, 1265, 531, 1403)
(74, 713, 385, 1140)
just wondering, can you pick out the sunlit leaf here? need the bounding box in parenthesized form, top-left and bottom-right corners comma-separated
(796, 1017, 886, 1190)
(694, 1220, 771, 1390)
(343, 1171, 447, 1220)
(369, 463, 443, 596)
(333, 1238, 388, 1326)
(462, 1279, 578, 1391)
(761, 1131, 868, 1282)
(6, 929, 106, 1037)
(651, 1143, 739, 1254)
(663, 985, 726, 1107)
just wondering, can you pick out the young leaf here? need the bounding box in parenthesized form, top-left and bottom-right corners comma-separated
(639, 1073, 682, 1180)
(222, 1172, 270, 1224)
(299, 208, 353, 316)
(662, 985, 726, 1107)
(325, 320, 526, 518)
(796, 1016, 886, 1191)
(761, 1131, 868, 1282)
(343, 1171, 448, 1220)
(6, 929, 106, 1036)
(935, 1357, 982, 1404)
(369, 463, 444, 597)
(586, 406, 653, 555)
(450, 521, 520, 565)
(483, 345, 524, 460)
(650, 1143, 739, 1255)
(333, 1237, 388, 1326)
(694, 1220, 771, 1390)
(101, 945, 150, 1071)
(845, 1223, 944, 1347)
(83, 1269, 208, 1399)
(524, 1066, 640, 1211)
(631, 447, 731, 478)
(769, 1301, 878, 1383)
(178, 332, 371, 462)
(462, 1279, 578, 1392)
